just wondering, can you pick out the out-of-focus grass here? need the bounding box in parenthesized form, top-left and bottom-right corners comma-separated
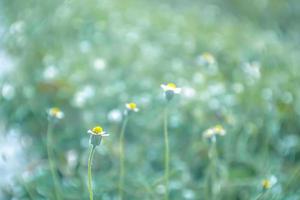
(0, 0, 300, 199)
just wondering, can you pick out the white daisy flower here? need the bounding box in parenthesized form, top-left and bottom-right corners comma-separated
(87, 125, 109, 146)
(262, 175, 277, 190)
(203, 125, 226, 139)
(48, 107, 64, 119)
(87, 126, 109, 136)
(196, 52, 216, 65)
(125, 102, 139, 112)
(161, 83, 182, 94)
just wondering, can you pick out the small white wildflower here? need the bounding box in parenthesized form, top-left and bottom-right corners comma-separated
(87, 126, 109, 136)
(125, 102, 139, 112)
(161, 83, 182, 94)
(72, 85, 95, 108)
(43, 65, 58, 80)
(262, 175, 277, 190)
(1, 83, 15, 100)
(203, 125, 226, 139)
(196, 52, 216, 65)
(107, 109, 122, 122)
(93, 58, 106, 70)
(48, 107, 64, 119)
(161, 82, 181, 101)
(182, 87, 196, 99)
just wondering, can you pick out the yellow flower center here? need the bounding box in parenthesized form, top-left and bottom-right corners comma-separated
(202, 52, 213, 59)
(128, 102, 137, 110)
(92, 126, 103, 134)
(167, 83, 177, 89)
(214, 125, 224, 133)
(262, 179, 271, 189)
(50, 107, 61, 115)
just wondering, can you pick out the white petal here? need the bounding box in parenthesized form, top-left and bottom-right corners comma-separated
(101, 133, 110, 137)
(160, 84, 167, 91)
(134, 108, 139, 112)
(174, 88, 182, 94)
(87, 130, 94, 135)
(57, 112, 64, 119)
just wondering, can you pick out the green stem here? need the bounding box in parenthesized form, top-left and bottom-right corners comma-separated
(119, 116, 129, 200)
(88, 145, 96, 200)
(19, 176, 35, 200)
(46, 122, 62, 200)
(163, 107, 169, 200)
(206, 138, 218, 200)
(254, 191, 265, 200)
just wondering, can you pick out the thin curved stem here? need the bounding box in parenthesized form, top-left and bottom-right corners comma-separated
(119, 116, 129, 200)
(163, 107, 169, 200)
(19, 176, 35, 200)
(254, 191, 265, 200)
(205, 138, 218, 200)
(46, 122, 62, 200)
(88, 145, 96, 200)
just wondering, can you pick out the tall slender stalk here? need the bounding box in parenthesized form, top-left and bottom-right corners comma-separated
(163, 106, 170, 200)
(19, 176, 35, 200)
(46, 122, 62, 200)
(119, 116, 129, 200)
(88, 145, 96, 200)
(206, 138, 218, 200)
(254, 191, 266, 200)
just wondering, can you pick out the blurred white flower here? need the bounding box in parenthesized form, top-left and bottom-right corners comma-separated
(72, 85, 95, 107)
(262, 175, 277, 190)
(161, 82, 182, 101)
(161, 83, 181, 94)
(243, 61, 261, 79)
(125, 102, 139, 112)
(203, 125, 226, 140)
(66, 150, 78, 169)
(182, 87, 196, 99)
(9, 21, 25, 34)
(156, 184, 166, 195)
(93, 58, 106, 70)
(182, 189, 195, 199)
(1, 83, 15, 100)
(107, 109, 122, 122)
(0, 51, 14, 78)
(0, 129, 27, 189)
(43, 65, 58, 80)
(196, 52, 216, 65)
(48, 107, 64, 119)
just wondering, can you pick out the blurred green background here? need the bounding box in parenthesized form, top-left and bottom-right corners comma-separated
(0, 0, 300, 199)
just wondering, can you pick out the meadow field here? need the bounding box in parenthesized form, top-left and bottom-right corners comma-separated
(0, 0, 300, 199)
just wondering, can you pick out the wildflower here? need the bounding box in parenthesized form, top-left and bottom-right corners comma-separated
(161, 83, 181, 101)
(93, 58, 106, 70)
(86, 125, 109, 200)
(125, 102, 139, 112)
(108, 109, 122, 122)
(203, 125, 226, 140)
(261, 176, 277, 190)
(118, 102, 139, 199)
(1, 83, 15, 100)
(87, 126, 109, 147)
(196, 52, 216, 65)
(48, 107, 64, 119)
